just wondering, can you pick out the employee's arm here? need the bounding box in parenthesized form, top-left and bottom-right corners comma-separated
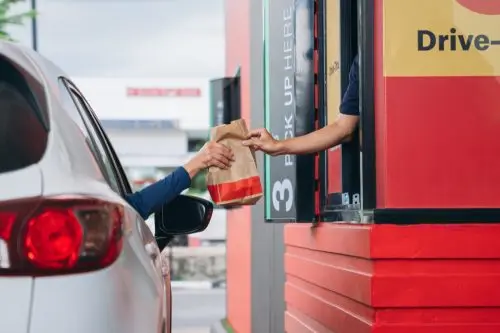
(243, 55, 360, 156)
(125, 141, 234, 220)
(243, 115, 358, 156)
(283, 115, 358, 155)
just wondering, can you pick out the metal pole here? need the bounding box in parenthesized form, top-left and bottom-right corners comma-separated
(31, 0, 37, 51)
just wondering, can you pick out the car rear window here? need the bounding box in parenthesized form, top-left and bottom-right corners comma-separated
(0, 56, 48, 173)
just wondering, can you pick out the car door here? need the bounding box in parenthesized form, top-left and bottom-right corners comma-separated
(61, 79, 170, 332)
(61, 78, 164, 271)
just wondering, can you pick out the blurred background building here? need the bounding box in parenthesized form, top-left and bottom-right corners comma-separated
(5, 0, 227, 246)
(3, 0, 229, 331)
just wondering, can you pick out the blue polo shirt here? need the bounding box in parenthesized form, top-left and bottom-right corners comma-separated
(125, 166, 191, 220)
(339, 55, 359, 116)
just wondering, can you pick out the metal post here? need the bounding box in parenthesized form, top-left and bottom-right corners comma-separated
(31, 0, 37, 51)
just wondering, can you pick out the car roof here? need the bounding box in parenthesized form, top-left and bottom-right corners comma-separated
(0, 41, 68, 82)
(0, 41, 118, 199)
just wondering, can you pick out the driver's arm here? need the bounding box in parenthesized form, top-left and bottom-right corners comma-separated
(125, 166, 191, 220)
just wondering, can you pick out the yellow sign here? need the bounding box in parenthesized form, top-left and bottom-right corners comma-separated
(326, 0, 341, 124)
(383, 0, 500, 76)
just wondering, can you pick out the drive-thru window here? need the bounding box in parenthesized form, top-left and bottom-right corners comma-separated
(222, 0, 500, 332)
(263, 0, 500, 224)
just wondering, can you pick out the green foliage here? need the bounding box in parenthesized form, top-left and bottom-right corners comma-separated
(186, 139, 209, 194)
(189, 169, 207, 193)
(0, 0, 37, 41)
(222, 319, 235, 333)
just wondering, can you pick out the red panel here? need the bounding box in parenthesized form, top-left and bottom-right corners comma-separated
(285, 223, 372, 258)
(285, 246, 372, 304)
(286, 276, 373, 332)
(374, 0, 387, 207)
(327, 148, 341, 193)
(377, 307, 500, 324)
(225, 0, 251, 332)
(285, 223, 500, 332)
(285, 307, 336, 333)
(372, 256, 500, 307)
(380, 76, 500, 208)
(371, 223, 500, 259)
(226, 208, 252, 333)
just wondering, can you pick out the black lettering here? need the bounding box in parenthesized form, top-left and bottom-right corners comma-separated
(438, 34, 449, 51)
(458, 34, 474, 50)
(418, 30, 435, 51)
(475, 34, 490, 50)
(417, 28, 493, 51)
(449, 28, 457, 51)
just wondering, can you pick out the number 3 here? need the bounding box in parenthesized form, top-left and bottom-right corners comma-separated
(272, 179, 293, 212)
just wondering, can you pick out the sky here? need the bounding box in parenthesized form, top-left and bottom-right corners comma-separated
(6, 0, 226, 78)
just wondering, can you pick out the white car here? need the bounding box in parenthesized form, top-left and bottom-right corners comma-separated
(0, 41, 213, 333)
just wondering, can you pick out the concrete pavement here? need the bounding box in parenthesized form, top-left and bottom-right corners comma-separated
(172, 288, 225, 333)
(172, 329, 209, 333)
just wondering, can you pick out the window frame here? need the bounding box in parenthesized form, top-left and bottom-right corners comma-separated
(60, 78, 131, 196)
(318, 0, 375, 221)
(83, 96, 133, 195)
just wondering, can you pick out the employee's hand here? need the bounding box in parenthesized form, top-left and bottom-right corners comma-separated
(184, 141, 234, 178)
(242, 128, 282, 156)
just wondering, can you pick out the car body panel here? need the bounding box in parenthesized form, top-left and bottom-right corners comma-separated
(0, 277, 33, 333)
(0, 166, 42, 201)
(29, 238, 162, 333)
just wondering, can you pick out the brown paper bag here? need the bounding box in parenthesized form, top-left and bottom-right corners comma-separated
(206, 119, 263, 206)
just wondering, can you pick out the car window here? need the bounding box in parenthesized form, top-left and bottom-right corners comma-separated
(0, 71, 48, 174)
(60, 81, 122, 194)
(81, 96, 133, 195)
(58, 80, 88, 133)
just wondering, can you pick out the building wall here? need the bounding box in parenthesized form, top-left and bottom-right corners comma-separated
(108, 129, 187, 157)
(71, 78, 209, 169)
(225, 0, 252, 332)
(73, 77, 211, 133)
(224, 0, 287, 332)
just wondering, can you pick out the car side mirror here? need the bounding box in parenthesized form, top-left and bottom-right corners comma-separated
(154, 194, 213, 236)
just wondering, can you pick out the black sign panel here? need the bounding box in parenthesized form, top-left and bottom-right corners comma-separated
(209, 76, 242, 127)
(209, 78, 231, 127)
(264, 0, 315, 221)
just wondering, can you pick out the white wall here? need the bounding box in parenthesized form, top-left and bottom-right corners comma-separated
(108, 130, 187, 157)
(73, 78, 211, 131)
(69, 77, 210, 168)
(106, 129, 191, 168)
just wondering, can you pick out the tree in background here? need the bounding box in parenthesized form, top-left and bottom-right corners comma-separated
(0, 0, 36, 41)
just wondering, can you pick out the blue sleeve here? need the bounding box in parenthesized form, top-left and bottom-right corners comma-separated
(125, 166, 191, 220)
(339, 55, 360, 116)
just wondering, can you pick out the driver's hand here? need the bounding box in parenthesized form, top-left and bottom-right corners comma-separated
(197, 141, 234, 169)
(184, 141, 234, 178)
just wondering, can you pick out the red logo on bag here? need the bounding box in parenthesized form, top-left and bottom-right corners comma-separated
(456, 0, 500, 15)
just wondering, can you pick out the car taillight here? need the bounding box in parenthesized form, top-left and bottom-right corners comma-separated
(0, 197, 124, 275)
